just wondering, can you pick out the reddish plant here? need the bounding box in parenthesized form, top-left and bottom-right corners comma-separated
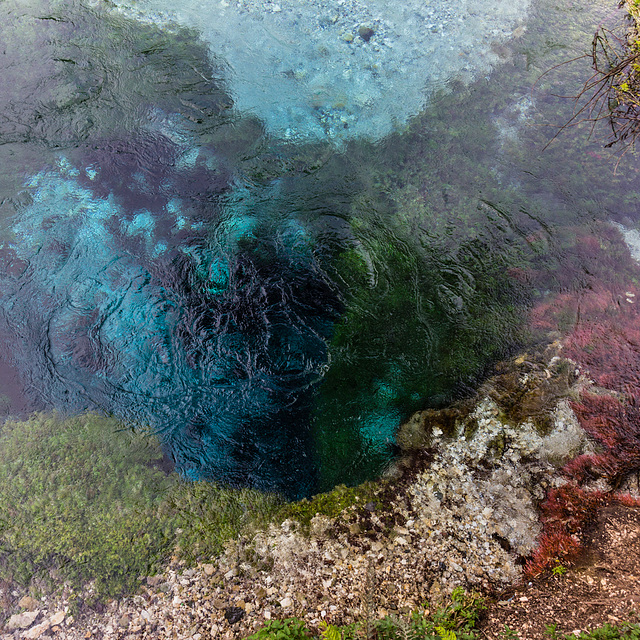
(524, 485, 604, 578)
(567, 393, 640, 486)
(524, 484, 640, 578)
(523, 222, 640, 577)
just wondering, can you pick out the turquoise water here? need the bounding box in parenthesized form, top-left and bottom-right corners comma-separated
(0, 0, 639, 497)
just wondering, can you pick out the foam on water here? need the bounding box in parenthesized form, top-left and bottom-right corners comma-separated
(111, 0, 530, 141)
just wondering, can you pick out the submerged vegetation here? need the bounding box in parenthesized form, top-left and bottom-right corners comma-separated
(0, 0, 538, 497)
(0, 412, 283, 598)
(0, 411, 384, 600)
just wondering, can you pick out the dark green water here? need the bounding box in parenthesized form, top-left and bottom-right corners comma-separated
(0, 0, 638, 498)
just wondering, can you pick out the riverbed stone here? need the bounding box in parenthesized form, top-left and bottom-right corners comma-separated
(18, 596, 38, 612)
(22, 620, 50, 639)
(49, 612, 65, 627)
(358, 26, 375, 41)
(6, 610, 39, 630)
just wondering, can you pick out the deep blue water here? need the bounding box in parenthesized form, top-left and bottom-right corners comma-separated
(1, 0, 639, 498)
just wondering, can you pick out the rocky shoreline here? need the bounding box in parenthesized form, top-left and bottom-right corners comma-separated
(1, 340, 614, 640)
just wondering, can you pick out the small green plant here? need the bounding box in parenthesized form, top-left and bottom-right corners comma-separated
(246, 589, 487, 640)
(551, 564, 568, 578)
(246, 618, 313, 640)
(319, 621, 343, 640)
(373, 615, 411, 639)
(435, 627, 457, 640)
(545, 623, 559, 639)
(430, 587, 486, 639)
(501, 626, 520, 640)
(370, 589, 485, 640)
(566, 622, 640, 639)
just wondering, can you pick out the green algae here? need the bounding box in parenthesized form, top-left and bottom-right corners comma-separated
(0, 410, 387, 601)
(0, 411, 282, 600)
(312, 233, 528, 490)
(276, 482, 377, 532)
(0, 412, 175, 598)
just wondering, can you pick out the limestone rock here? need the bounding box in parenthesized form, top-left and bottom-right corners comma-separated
(6, 610, 39, 631)
(49, 611, 65, 627)
(18, 596, 38, 612)
(23, 620, 50, 639)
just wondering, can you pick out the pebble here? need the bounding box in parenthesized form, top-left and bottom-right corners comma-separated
(224, 607, 245, 624)
(49, 612, 65, 627)
(358, 25, 375, 41)
(18, 596, 38, 611)
(22, 621, 50, 639)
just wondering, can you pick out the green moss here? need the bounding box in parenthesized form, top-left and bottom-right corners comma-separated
(165, 480, 282, 564)
(276, 482, 377, 531)
(0, 411, 284, 599)
(0, 409, 385, 601)
(0, 412, 175, 598)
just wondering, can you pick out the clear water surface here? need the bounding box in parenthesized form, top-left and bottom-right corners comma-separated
(0, 0, 639, 499)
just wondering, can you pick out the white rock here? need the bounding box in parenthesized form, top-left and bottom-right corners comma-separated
(22, 620, 50, 639)
(49, 611, 65, 627)
(6, 611, 39, 630)
(140, 610, 155, 623)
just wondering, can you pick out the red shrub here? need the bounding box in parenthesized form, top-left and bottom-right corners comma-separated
(523, 222, 640, 577)
(567, 393, 640, 485)
(524, 485, 604, 578)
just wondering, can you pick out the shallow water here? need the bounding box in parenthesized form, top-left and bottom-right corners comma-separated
(0, 0, 639, 498)
(111, 0, 530, 141)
